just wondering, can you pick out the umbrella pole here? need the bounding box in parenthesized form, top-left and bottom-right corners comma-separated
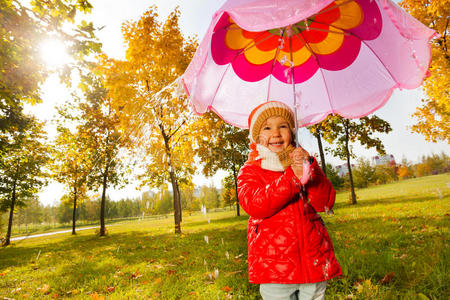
(288, 34, 300, 147)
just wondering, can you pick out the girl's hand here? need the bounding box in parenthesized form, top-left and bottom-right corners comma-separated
(290, 147, 310, 179)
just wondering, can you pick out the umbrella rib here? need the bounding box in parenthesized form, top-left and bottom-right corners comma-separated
(267, 28, 287, 101)
(297, 30, 335, 114)
(238, 32, 278, 56)
(207, 30, 272, 109)
(294, 25, 349, 36)
(311, 20, 400, 84)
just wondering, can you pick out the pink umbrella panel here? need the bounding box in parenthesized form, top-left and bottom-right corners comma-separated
(182, 0, 435, 129)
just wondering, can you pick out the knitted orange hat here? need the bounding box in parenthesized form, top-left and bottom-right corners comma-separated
(248, 101, 296, 143)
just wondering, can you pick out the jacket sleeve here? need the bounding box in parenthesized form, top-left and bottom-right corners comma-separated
(237, 164, 301, 219)
(305, 157, 336, 213)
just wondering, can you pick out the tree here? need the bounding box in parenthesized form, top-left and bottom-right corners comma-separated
(199, 184, 220, 210)
(0, 115, 49, 246)
(221, 174, 237, 208)
(400, 0, 449, 142)
(78, 75, 128, 236)
(53, 124, 91, 235)
(325, 164, 344, 190)
(308, 118, 336, 176)
(353, 158, 376, 188)
(323, 115, 392, 204)
(99, 7, 197, 234)
(195, 112, 249, 216)
(0, 0, 100, 147)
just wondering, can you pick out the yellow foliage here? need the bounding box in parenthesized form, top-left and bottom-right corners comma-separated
(400, 0, 450, 142)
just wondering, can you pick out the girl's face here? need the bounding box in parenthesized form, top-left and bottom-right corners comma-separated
(258, 116, 292, 153)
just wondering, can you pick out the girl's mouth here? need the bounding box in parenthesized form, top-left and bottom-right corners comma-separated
(269, 142, 284, 146)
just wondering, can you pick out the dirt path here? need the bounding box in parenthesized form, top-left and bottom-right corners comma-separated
(11, 226, 98, 242)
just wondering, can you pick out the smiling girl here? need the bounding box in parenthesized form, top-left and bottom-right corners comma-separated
(237, 101, 341, 300)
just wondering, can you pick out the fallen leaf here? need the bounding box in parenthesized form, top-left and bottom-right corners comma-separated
(167, 269, 177, 275)
(0, 270, 9, 276)
(41, 284, 51, 294)
(71, 289, 80, 295)
(221, 285, 233, 292)
(106, 286, 115, 293)
(90, 292, 105, 300)
(225, 270, 243, 277)
(189, 291, 198, 296)
(51, 293, 59, 299)
(154, 277, 162, 284)
(380, 272, 395, 284)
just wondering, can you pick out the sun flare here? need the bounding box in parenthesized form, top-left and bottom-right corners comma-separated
(39, 38, 70, 68)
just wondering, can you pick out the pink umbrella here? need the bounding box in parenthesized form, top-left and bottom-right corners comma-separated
(182, 0, 435, 128)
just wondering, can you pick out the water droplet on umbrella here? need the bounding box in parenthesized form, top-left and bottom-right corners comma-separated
(373, 18, 377, 24)
(204, 235, 209, 244)
(280, 55, 288, 65)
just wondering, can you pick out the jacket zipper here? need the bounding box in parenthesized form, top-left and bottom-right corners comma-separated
(296, 196, 312, 282)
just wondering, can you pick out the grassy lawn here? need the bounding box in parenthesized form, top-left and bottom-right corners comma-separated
(0, 174, 448, 299)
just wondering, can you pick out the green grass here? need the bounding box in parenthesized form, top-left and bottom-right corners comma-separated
(0, 174, 449, 299)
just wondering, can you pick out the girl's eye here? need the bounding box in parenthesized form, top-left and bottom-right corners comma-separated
(280, 124, 288, 128)
(263, 126, 271, 130)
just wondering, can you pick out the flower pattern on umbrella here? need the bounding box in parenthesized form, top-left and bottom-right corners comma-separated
(211, 0, 382, 84)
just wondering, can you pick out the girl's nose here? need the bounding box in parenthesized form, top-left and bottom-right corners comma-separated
(272, 128, 281, 137)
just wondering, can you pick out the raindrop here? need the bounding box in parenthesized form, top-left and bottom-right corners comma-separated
(305, 19, 310, 31)
(373, 18, 377, 24)
(204, 235, 209, 244)
(280, 55, 288, 65)
(201, 205, 207, 216)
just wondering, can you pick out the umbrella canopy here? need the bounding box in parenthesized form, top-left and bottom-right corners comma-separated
(182, 0, 435, 128)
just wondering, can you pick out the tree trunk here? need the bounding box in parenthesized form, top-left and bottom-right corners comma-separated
(4, 181, 17, 246)
(315, 129, 327, 177)
(344, 120, 357, 204)
(168, 167, 182, 234)
(100, 168, 108, 236)
(72, 191, 77, 235)
(231, 164, 240, 217)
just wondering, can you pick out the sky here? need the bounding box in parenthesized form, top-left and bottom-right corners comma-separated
(27, 0, 449, 206)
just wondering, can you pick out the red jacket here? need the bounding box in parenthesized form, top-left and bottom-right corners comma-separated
(237, 158, 342, 284)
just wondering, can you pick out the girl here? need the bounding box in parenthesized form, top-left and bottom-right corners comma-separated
(237, 101, 341, 300)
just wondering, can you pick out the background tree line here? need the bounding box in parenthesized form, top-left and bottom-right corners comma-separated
(1, 1, 447, 242)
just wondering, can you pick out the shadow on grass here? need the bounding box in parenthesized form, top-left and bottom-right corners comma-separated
(1, 210, 447, 298)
